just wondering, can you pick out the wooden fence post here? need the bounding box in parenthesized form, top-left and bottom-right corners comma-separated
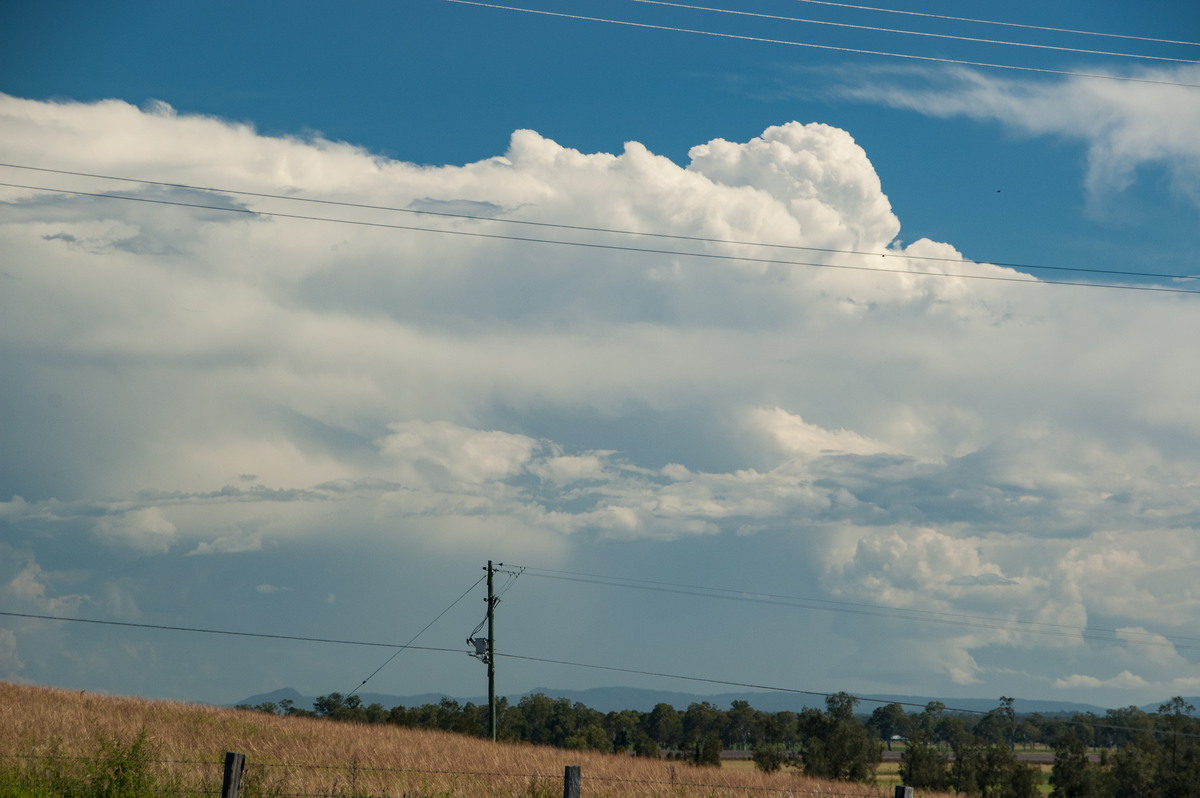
(894, 786, 914, 798)
(222, 752, 246, 798)
(563, 765, 581, 798)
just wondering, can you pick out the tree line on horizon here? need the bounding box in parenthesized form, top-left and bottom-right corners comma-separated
(239, 692, 1200, 797)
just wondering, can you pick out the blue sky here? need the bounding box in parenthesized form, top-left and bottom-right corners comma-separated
(2, 0, 1199, 711)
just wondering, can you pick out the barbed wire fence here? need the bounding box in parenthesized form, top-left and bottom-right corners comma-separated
(0, 751, 899, 798)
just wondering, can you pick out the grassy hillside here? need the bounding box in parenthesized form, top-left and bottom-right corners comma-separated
(0, 682, 953, 797)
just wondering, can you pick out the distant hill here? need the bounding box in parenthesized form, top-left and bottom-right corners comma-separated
(233, 685, 1125, 716)
(1141, 697, 1200, 714)
(234, 686, 473, 711)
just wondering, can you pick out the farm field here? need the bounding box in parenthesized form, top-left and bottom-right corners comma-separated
(0, 682, 957, 798)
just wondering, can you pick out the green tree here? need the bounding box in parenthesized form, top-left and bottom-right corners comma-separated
(646, 702, 684, 750)
(1050, 730, 1102, 798)
(951, 738, 1038, 798)
(632, 732, 661, 758)
(1015, 718, 1042, 750)
(751, 744, 788, 773)
(1154, 697, 1200, 798)
(975, 697, 1017, 749)
(508, 693, 561, 745)
(759, 711, 791, 747)
(726, 700, 759, 749)
(1101, 705, 1153, 748)
(911, 700, 971, 748)
(794, 693, 881, 783)
(868, 703, 908, 751)
(691, 733, 722, 767)
(313, 692, 367, 722)
(565, 718, 609, 751)
(683, 702, 724, 748)
(1108, 736, 1159, 798)
(364, 702, 388, 724)
(606, 709, 643, 752)
(900, 730, 950, 791)
(1069, 713, 1097, 748)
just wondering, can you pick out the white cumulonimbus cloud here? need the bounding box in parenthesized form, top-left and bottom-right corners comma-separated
(1, 93, 1198, 698)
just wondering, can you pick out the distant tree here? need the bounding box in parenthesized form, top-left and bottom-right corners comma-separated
(502, 695, 609, 751)
(951, 738, 1038, 798)
(758, 711, 788, 747)
(691, 733, 722, 767)
(751, 744, 788, 773)
(939, 713, 973, 747)
(313, 693, 367, 722)
(683, 702, 724, 748)
(456, 700, 489, 737)
(775, 711, 800, 747)
(1067, 713, 1097, 749)
(646, 703, 684, 750)
(1157, 699, 1197, 770)
(975, 697, 1017, 749)
(565, 718, 609, 751)
(312, 692, 343, 717)
(794, 693, 881, 783)
(726, 700, 758, 749)
(1050, 729, 1102, 798)
(900, 730, 950, 791)
(606, 709, 642, 753)
(433, 697, 463, 731)
(632, 732, 660, 758)
(868, 703, 908, 751)
(1015, 718, 1042, 749)
(505, 693, 547, 744)
(1154, 697, 1200, 798)
(959, 698, 1037, 798)
(1101, 705, 1153, 749)
(912, 700, 972, 749)
(364, 702, 388, 724)
(1108, 736, 1159, 798)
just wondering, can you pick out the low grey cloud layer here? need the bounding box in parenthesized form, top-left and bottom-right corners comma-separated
(1, 92, 1197, 706)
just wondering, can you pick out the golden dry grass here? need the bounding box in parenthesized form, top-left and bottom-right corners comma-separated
(0, 681, 955, 798)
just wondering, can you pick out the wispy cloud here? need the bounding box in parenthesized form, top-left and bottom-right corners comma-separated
(822, 64, 1200, 213)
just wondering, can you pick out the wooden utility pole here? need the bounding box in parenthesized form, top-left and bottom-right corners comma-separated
(487, 559, 497, 742)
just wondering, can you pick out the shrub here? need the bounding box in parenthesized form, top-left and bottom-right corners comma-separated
(750, 744, 787, 773)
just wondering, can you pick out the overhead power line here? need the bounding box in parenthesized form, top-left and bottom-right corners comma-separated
(4, 180, 1199, 296)
(439, 0, 1200, 89)
(0, 610, 462, 652)
(786, 0, 1200, 48)
(3, 162, 1196, 284)
(348, 575, 487, 697)
(6, 608, 1196, 739)
(494, 650, 1200, 740)
(514, 567, 1200, 652)
(625, 0, 1200, 65)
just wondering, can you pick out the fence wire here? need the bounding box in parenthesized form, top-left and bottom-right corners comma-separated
(0, 751, 893, 798)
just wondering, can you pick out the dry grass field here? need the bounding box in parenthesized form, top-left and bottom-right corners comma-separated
(0, 682, 958, 798)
